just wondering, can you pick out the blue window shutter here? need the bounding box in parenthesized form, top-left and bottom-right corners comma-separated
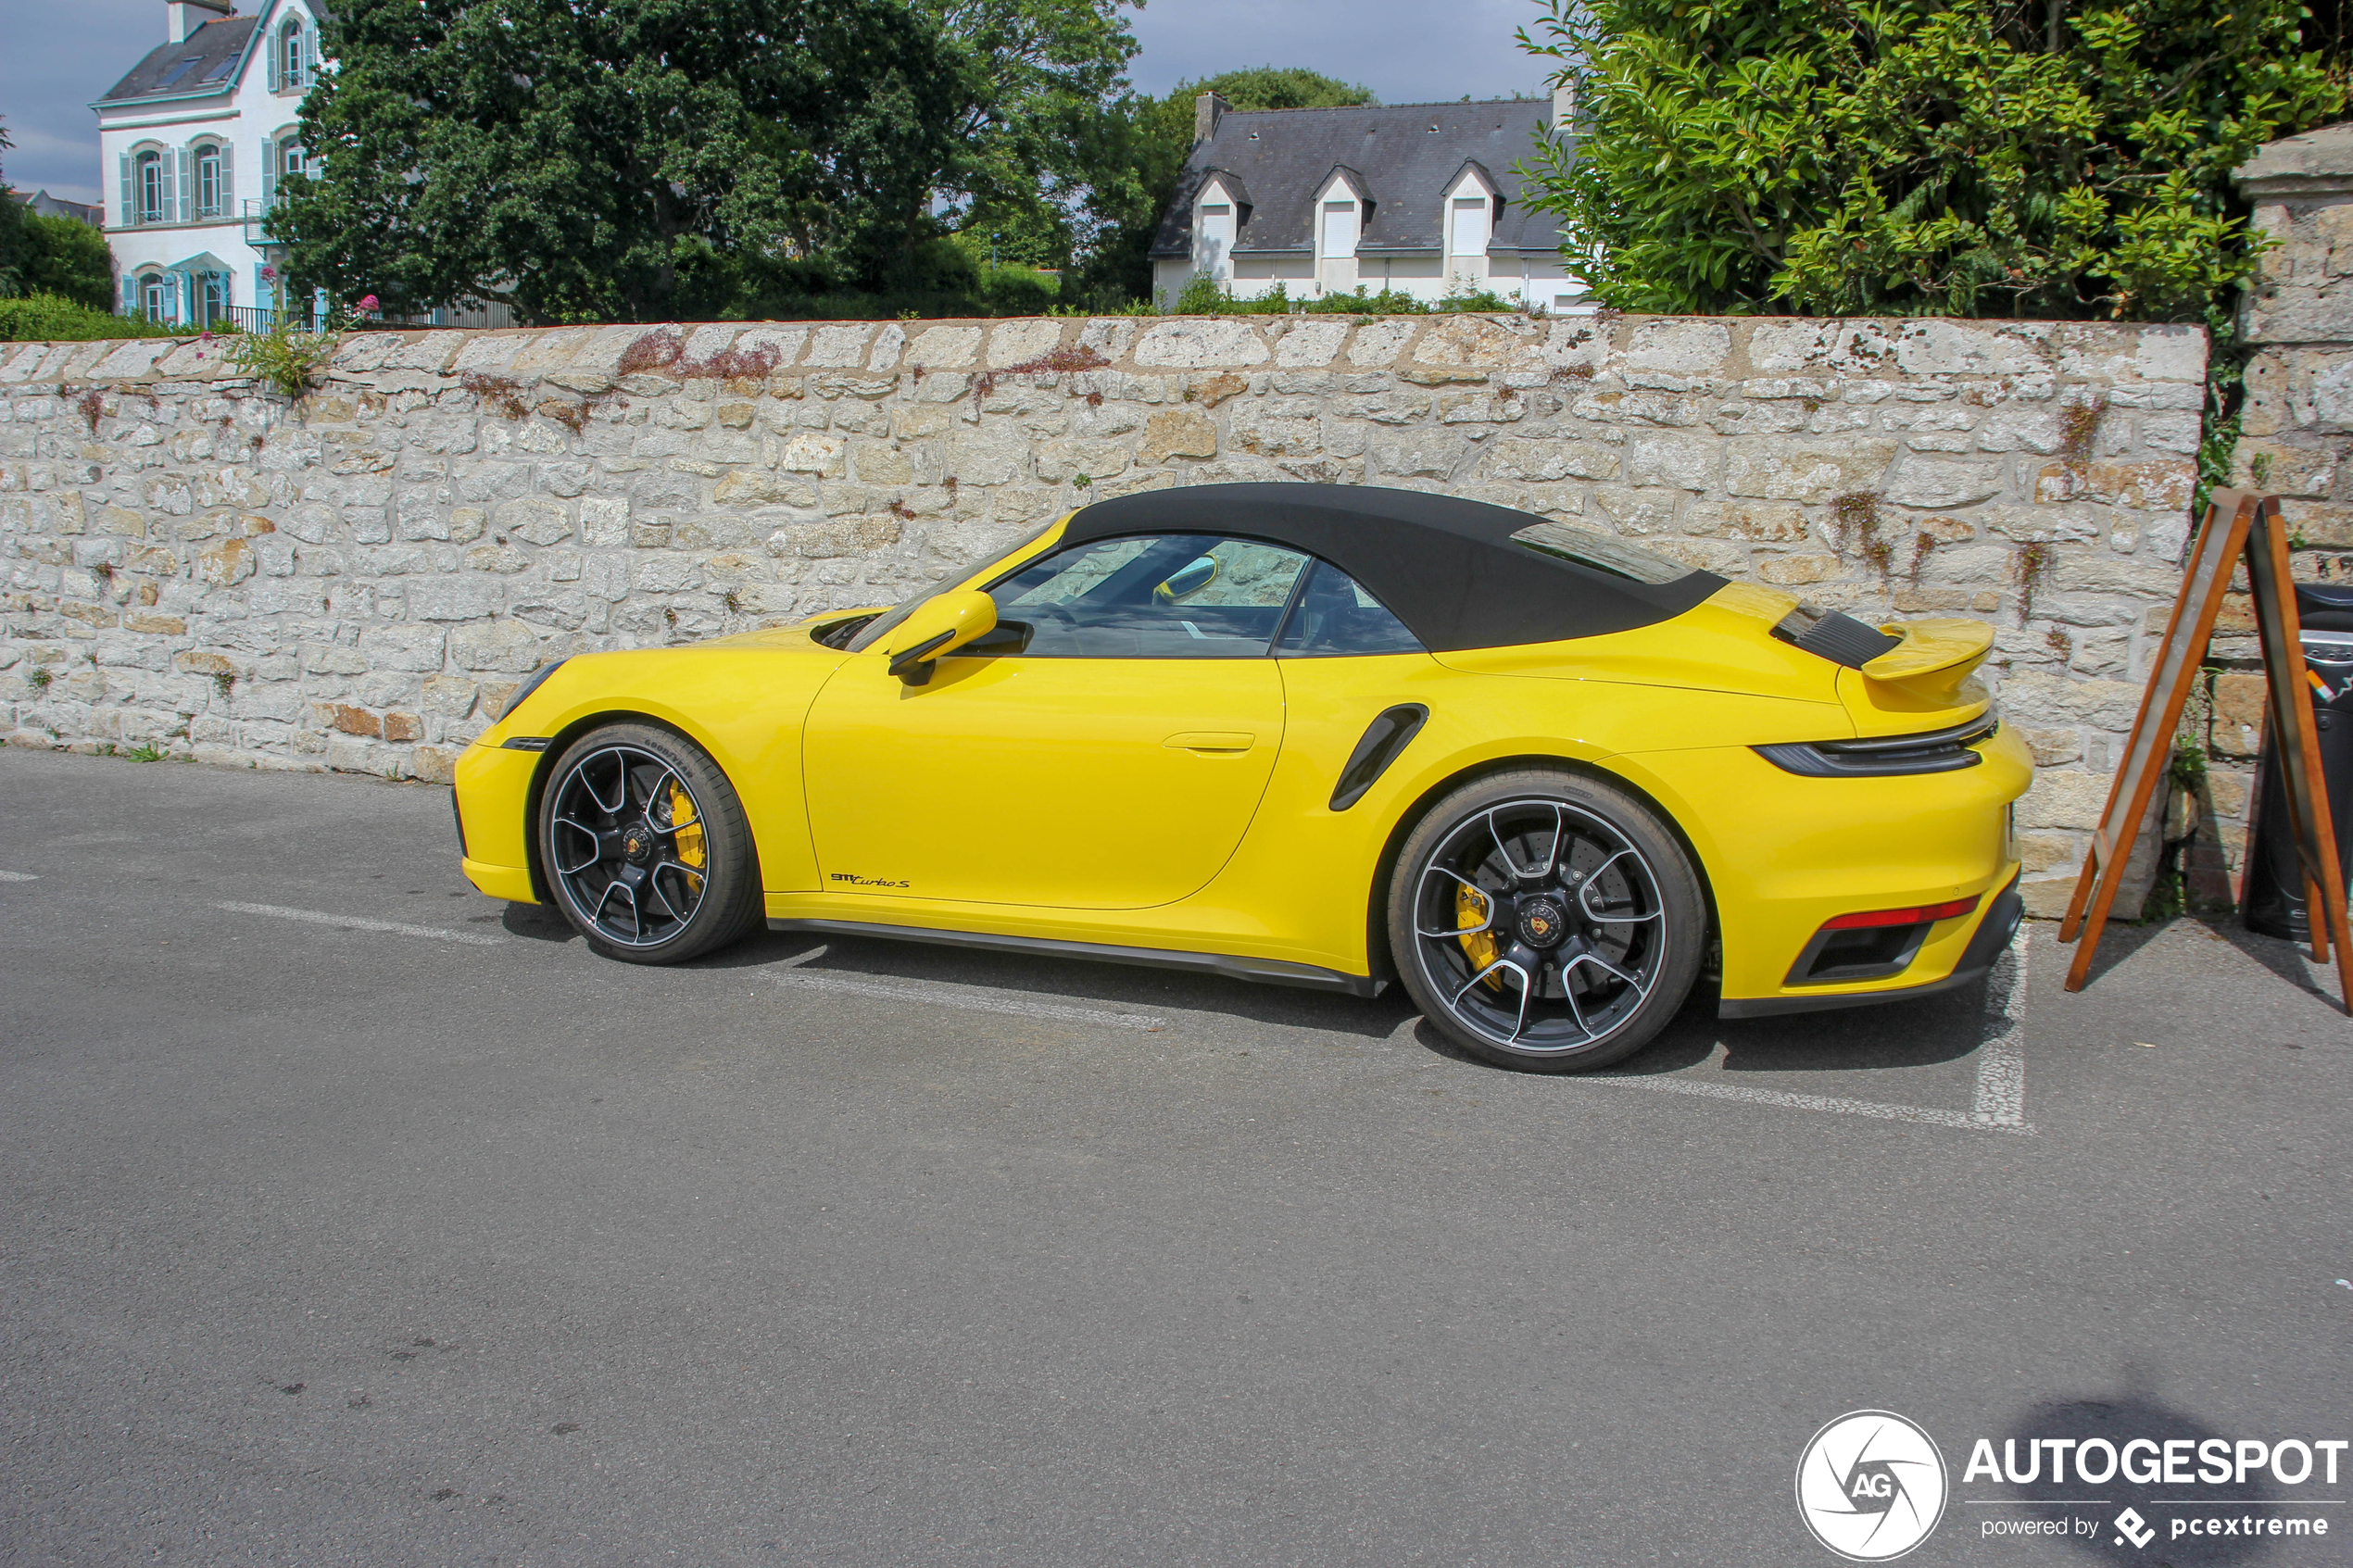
(122, 274, 136, 313)
(178, 147, 194, 222)
(160, 150, 177, 223)
(219, 142, 233, 210)
(118, 152, 133, 226)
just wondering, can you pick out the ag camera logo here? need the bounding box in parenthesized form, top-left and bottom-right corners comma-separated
(1796, 1411, 1949, 1561)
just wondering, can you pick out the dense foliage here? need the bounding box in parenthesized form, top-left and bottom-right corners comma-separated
(1, 121, 118, 311)
(1516, 0, 2345, 325)
(277, 0, 1144, 323)
(0, 294, 177, 342)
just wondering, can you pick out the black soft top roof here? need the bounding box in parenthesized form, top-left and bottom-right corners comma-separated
(1060, 483, 1725, 653)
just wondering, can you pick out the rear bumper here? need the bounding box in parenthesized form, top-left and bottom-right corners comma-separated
(1718, 872, 2022, 1019)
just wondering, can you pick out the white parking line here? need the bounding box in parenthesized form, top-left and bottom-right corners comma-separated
(214, 900, 505, 947)
(769, 962, 1166, 1033)
(1586, 929, 2034, 1135)
(0, 871, 38, 882)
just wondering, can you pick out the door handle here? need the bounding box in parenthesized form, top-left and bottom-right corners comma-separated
(1164, 731, 1255, 754)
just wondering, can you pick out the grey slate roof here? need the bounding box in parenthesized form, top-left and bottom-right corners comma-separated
(97, 14, 258, 104)
(1150, 99, 1567, 261)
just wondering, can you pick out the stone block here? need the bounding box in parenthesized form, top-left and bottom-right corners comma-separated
(1623, 320, 1731, 377)
(1139, 408, 1217, 464)
(1724, 440, 1896, 503)
(1625, 433, 1722, 491)
(447, 618, 544, 673)
(1135, 320, 1270, 370)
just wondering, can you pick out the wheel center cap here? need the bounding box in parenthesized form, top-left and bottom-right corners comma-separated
(621, 822, 656, 863)
(1516, 896, 1569, 948)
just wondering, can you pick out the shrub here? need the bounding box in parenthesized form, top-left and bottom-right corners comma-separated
(0, 294, 179, 343)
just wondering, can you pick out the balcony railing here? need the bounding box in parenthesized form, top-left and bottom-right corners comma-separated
(240, 197, 279, 246)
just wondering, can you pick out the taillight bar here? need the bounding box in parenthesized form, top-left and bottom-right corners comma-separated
(1821, 896, 1981, 931)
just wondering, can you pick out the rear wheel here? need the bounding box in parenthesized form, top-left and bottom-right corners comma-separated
(538, 723, 761, 964)
(1387, 769, 1703, 1073)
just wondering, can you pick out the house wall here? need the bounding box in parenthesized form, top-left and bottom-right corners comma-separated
(0, 312, 2208, 917)
(98, 0, 325, 320)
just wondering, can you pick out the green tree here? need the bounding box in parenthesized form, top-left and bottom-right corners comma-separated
(0, 120, 27, 300)
(14, 213, 116, 310)
(1516, 0, 2344, 325)
(1076, 67, 1377, 302)
(277, 0, 966, 323)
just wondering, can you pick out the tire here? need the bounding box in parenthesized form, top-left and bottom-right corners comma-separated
(537, 722, 762, 964)
(1386, 768, 1704, 1073)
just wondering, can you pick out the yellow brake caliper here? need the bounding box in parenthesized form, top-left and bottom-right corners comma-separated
(1456, 883, 1504, 989)
(670, 783, 706, 894)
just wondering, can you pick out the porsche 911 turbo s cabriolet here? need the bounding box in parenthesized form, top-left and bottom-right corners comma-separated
(453, 483, 2029, 1072)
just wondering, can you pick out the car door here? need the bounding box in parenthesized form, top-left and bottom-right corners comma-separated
(800, 533, 1313, 910)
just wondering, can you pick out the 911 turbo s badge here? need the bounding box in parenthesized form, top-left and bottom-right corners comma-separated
(830, 872, 912, 889)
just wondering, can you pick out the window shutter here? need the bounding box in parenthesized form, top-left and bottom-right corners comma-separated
(262, 148, 276, 212)
(121, 274, 136, 314)
(118, 152, 134, 226)
(218, 142, 233, 211)
(269, 26, 282, 90)
(158, 149, 176, 223)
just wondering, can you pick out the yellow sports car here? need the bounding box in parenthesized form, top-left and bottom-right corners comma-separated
(453, 483, 2029, 1072)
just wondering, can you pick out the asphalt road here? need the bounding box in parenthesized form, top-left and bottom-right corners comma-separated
(0, 746, 2347, 1568)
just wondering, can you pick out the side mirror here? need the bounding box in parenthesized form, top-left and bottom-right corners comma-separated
(884, 590, 999, 685)
(1155, 555, 1219, 602)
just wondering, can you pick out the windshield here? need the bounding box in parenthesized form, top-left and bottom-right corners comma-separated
(1508, 521, 1693, 585)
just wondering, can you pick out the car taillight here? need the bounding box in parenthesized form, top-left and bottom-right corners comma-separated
(1820, 896, 1980, 931)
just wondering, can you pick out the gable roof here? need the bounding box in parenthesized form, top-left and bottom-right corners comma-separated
(97, 15, 259, 106)
(1150, 100, 1567, 261)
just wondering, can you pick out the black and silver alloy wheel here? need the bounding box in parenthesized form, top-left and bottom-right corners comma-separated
(537, 722, 761, 964)
(1390, 770, 1703, 1072)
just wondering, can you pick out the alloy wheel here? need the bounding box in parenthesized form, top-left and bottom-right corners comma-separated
(546, 744, 711, 947)
(1407, 797, 1668, 1055)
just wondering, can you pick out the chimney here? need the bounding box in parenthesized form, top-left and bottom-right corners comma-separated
(1549, 80, 1577, 137)
(1194, 92, 1229, 146)
(167, 0, 233, 44)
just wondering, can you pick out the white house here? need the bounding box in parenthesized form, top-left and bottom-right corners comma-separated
(1150, 93, 1592, 313)
(93, 0, 331, 328)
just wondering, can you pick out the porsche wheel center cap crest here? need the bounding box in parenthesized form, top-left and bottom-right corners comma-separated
(622, 826, 652, 862)
(1517, 897, 1567, 947)
(1795, 1411, 1947, 1561)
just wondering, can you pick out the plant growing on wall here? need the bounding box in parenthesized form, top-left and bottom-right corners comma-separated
(224, 295, 372, 399)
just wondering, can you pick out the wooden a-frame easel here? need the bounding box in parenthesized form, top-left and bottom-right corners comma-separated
(2057, 489, 2353, 1010)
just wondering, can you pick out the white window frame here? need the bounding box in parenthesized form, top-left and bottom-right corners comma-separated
(139, 273, 168, 322)
(1443, 169, 1497, 286)
(1313, 173, 1362, 296)
(195, 144, 221, 218)
(279, 19, 309, 90)
(137, 150, 165, 224)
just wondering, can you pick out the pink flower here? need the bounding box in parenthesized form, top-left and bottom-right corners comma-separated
(199, 331, 213, 343)
(260, 265, 278, 282)
(358, 294, 380, 312)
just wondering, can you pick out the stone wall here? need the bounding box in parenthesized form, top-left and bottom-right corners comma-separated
(0, 311, 2208, 916)
(2225, 126, 2353, 909)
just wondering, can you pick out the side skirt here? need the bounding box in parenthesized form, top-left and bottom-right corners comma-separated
(765, 917, 1386, 999)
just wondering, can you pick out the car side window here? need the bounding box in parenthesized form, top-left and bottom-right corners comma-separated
(989, 533, 1313, 658)
(1274, 560, 1426, 657)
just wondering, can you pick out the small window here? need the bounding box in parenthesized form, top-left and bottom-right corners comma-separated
(136, 151, 163, 223)
(157, 56, 204, 88)
(988, 533, 1312, 659)
(282, 138, 308, 179)
(1449, 195, 1486, 257)
(195, 145, 221, 217)
(1510, 521, 1693, 585)
(140, 275, 167, 321)
(280, 21, 309, 89)
(1275, 561, 1424, 658)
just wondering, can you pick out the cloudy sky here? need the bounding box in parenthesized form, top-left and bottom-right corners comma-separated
(2, 0, 1550, 207)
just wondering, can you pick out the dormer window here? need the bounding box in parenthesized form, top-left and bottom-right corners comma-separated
(1313, 170, 1367, 296)
(1449, 197, 1486, 259)
(1443, 166, 1498, 285)
(1193, 177, 1239, 284)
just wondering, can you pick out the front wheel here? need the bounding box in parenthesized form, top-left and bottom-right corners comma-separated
(537, 722, 761, 964)
(1387, 769, 1704, 1073)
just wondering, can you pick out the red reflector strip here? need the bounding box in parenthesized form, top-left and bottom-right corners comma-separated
(1821, 896, 1980, 931)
